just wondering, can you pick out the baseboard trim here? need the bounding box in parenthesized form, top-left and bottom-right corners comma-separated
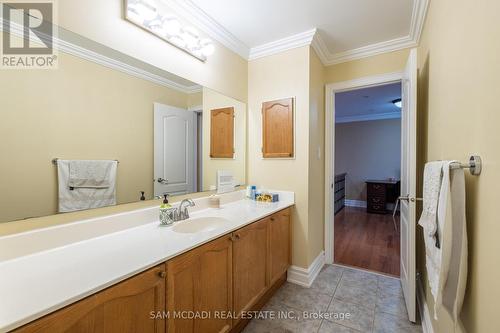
(345, 200, 367, 208)
(287, 250, 325, 287)
(417, 277, 434, 333)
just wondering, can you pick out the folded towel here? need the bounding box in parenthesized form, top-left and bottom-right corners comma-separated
(418, 161, 446, 240)
(419, 161, 468, 331)
(440, 164, 468, 331)
(57, 160, 118, 212)
(68, 160, 115, 188)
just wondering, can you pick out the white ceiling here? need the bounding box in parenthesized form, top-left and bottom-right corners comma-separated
(190, 0, 412, 52)
(335, 82, 402, 123)
(169, 0, 428, 64)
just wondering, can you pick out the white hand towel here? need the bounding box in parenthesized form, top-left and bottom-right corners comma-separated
(418, 161, 446, 238)
(57, 160, 118, 213)
(68, 160, 115, 188)
(420, 161, 468, 331)
(440, 165, 468, 331)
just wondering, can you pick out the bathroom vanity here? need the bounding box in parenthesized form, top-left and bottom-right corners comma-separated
(0, 191, 294, 333)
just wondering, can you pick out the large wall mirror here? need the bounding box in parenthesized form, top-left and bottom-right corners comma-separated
(0, 30, 246, 223)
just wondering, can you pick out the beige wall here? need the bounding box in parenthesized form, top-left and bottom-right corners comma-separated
(307, 48, 326, 264)
(187, 92, 203, 109)
(335, 119, 401, 201)
(416, 1, 500, 332)
(202, 88, 246, 191)
(0, 49, 191, 222)
(324, 49, 410, 84)
(248, 46, 311, 268)
(58, 0, 248, 102)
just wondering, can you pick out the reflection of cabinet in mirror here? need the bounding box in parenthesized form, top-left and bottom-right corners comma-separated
(210, 107, 234, 158)
(262, 98, 294, 158)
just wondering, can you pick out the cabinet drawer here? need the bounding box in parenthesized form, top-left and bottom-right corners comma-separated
(334, 189, 345, 202)
(369, 196, 385, 205)
(367, 183, 386, 195)
(367, 203, 386, 213)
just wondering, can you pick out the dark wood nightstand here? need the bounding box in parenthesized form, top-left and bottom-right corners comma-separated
(365, 179, 401, 214)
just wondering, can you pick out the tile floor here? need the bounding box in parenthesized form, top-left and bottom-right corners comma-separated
(243, 265, 422, 333)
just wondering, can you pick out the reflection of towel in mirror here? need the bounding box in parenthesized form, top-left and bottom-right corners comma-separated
(57, 160, 118, 212)
(419, 161, 468, 331)
(68, 160, 115, 188)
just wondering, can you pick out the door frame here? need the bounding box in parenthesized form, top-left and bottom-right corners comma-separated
(324, 71, 404, 264)
(190, 105, 203, 192)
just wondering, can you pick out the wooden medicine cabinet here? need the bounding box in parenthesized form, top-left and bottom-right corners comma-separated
(262, 98, 294, 158)
(210, 107, 235, 158)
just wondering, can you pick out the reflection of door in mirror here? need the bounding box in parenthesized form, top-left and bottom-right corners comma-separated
(154, 103, 198, 197)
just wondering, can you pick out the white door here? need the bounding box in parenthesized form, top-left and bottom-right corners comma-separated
(154, 103, 195, 196)
(400, 48, 418, 322)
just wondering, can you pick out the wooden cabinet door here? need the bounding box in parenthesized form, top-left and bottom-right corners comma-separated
(268, 209, 292, 285)
(15, 264, 166, 333)
(232, 218, 269, 321)
(262, 98, 294, 158)
(167, 236, 233, 333)
(210, 107, 234, 158)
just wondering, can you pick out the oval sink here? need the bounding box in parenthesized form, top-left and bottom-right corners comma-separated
(171, 217, 230, 234)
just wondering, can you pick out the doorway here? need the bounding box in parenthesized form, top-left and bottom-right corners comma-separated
(332, 82, 402, 276)
(324, 47, 418, 324)
(153, 103, 198, 196)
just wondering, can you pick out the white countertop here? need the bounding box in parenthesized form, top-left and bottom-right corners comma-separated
(0, 191, 294, 332)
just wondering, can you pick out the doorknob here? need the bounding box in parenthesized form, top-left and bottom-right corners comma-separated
(157, 178, 168, 184)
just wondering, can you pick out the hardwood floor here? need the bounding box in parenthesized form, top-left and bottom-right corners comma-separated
(334, 206, 400, 276)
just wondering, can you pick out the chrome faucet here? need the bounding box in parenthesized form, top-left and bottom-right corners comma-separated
(174, 198, 195, 221)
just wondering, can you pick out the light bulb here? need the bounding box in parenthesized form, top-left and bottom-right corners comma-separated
(181, 27, 199, 50)
(169, 35, 186, 49)
(163, 17, 181, 37)
(147, 17, 165, 36)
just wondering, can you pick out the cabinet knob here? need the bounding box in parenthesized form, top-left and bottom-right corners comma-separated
(235, 233, 241, 240)
(158, 271, 166, 278)
(270, 217, 275, 221)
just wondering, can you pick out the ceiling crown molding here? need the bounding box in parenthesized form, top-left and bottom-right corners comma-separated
(163, 0, 428, 65)
(1, 19, 202, 94)
(248, 28, 317, 60)
(160, 0, 250, 59)
(336, 111, 401, 124)
(312, 0, 429, 66)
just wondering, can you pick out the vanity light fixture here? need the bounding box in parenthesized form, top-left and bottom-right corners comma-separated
(125, 0, 215, 61)
(392, 98, 402, 108)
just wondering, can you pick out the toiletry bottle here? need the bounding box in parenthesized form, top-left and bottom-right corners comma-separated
(140, 191, 146, 201)
(250, 185, 257, 200)
(246, 186, 252, 199)
(159, 194, 173, 226)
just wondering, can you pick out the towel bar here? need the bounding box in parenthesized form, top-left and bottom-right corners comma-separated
(392, 155, 482, 222)
(51, 158, 119, 165)
(450, 155, 481, 175)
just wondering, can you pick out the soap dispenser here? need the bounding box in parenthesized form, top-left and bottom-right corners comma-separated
(159, 194, 174, 226)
